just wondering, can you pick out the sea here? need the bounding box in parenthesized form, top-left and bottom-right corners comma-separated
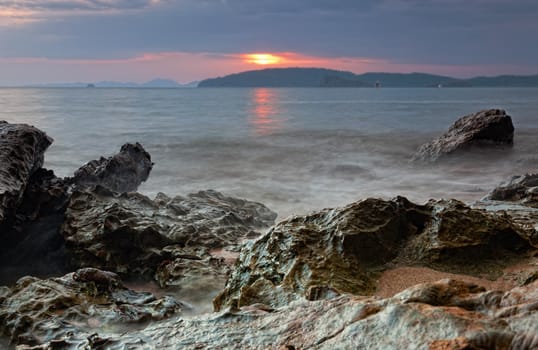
(1, 87, 537, 219)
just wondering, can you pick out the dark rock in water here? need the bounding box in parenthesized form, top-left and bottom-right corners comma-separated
(70, 142, 153, 193)
(0, 122, 64, 283)
(0, 119, 276, 288)
(0, 268, 186, 347)
(486, 173, 538, 207)
(413, 109, 514, 161)
(62, 187, 277, 283)
(214, 196, 535, 310)
(0, 121, 53, 228)
(0, 168, 69, 283)
(475, 174, 538, 242)
(10, 279, 538, 349)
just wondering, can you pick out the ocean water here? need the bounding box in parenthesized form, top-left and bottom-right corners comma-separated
(1, 87, 537, 218)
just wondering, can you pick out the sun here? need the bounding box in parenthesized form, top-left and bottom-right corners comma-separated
(243, 53, 282, 65)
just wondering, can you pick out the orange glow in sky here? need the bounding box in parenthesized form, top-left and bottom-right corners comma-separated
(243, 53, 283, 65)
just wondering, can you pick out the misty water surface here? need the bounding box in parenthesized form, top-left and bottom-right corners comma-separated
(1, 87, 537, 218)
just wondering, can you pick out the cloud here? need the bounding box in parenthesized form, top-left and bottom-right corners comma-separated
(0, 0, 537, 83)
(1, 0, 161, 11)
(1, 51, 536, 86)
(0, 0, 162, 25)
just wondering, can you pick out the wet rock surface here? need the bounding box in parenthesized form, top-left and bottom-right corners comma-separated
(0, 168, 69, 284)
(0, 133, 156, 284)
(70, 142, 153, 193)
(0, 121, 53, 228)
(62, 187, 276, 282)
(486, 173, 538, 207)
(0, 268, 186, 347)
(474, 173, 538, 251)
(414, 109, 514, 161)
(214, 197, 536, 310)
(155, 246, 231, 289)
(2, 120, 538, 349)
(11, 279, 538, 349)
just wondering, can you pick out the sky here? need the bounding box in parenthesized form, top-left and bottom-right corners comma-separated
(0, 0, 537, 85)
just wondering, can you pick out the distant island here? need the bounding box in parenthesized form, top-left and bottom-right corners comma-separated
(198, 68, 538, 88)
(15, 69, 538, 89)
(26, 79, 199, 88)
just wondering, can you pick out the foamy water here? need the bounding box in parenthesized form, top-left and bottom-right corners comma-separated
(1, 87, 537, 218)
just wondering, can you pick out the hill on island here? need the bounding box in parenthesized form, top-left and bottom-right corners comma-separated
(198, 68, 370, 87)
(198, 68, 538, 88)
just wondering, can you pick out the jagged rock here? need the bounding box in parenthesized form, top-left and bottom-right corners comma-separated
(0, 268, 186, 347)
(413, 109, 514, 161)
(0, 121, 53, 228)
(214, 197, 536, 310)
(0, 168, 69, 284)
(11, 279, 538, 349)
(70, 142, 153, 193)
(62, 187, 277, 283)
(473, 174, 538, 246)
(155, 246, 231, 289)
(0, 127, 159, 283)
(486, 173, 538, 207)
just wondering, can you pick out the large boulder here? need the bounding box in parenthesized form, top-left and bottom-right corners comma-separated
(0, 121, 53, 227)
(62, 187, 277, 284)
(70, 142, 153, 193)
(214, 197, 536, 310)
(10, 279, 538, 349)
(0, 141, 155, 284)
(0, 139, 168, 284)
(0, 268, 186, 347)
(0, 168, 69, 284)
(413, 109, 514, 161)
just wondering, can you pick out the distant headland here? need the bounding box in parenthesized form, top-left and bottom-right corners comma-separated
(14, 68, 538, 88)
(198, 67, 538, 88)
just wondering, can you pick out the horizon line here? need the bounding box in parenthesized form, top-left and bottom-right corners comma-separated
(3, 67, 538, 87)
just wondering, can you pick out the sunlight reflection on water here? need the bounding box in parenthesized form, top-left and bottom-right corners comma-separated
(249, 88, 285, 135)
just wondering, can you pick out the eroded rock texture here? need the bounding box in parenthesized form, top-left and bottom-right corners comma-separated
(414, 109, 514, 161)
(486, 173, 538, 207)
(0, 268, 186, 347)
(70, 142, 153, 193)
(0, 125, 156, 283)
(62, 187, 277, 283)
(10, 279, 538, 349)
(214, 197, 536, 310)
(0, 121, 53, 227)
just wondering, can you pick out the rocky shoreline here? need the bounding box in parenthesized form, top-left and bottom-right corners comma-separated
(0, 111, 537, 349)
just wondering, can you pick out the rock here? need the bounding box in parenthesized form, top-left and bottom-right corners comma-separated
(473, 174, 538, 247)
(70, 142, 153, 193)
(62, 187, 277, 283)
(413, 109, 514, 161)
(214, 196, 536, 310)
(0, 121, 53, 228)
(0, 168, 69, 284)
(0, 268, 186, 347)
(10, 279, 538, 349)
(0, 126, 159, 284)
(155, 246, 231, 289)
(486, 173, 538, 207)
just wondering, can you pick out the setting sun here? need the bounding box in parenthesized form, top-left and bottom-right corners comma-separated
(243, 53, 282, 65)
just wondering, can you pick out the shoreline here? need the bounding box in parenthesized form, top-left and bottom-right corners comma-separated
(1, 112, 537, 348)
